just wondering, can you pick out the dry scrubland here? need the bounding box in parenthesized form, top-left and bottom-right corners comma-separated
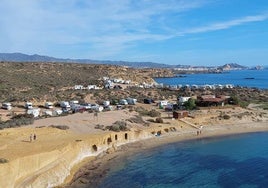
(0, 61, 173, 103)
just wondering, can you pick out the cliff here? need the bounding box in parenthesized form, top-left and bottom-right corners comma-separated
(0, 124, 179, 188)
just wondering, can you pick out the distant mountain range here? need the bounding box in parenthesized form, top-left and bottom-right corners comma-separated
(0, 52, 253, 69)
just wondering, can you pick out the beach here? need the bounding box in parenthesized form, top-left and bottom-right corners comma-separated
(0, 104, 267, 188)
(65, 121, 268, 188)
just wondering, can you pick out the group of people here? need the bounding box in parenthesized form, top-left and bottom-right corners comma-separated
(29, 134, 37, 142)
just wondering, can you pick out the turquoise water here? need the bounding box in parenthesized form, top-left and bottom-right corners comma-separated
(97, 132, 268, 188)
(154, 70, 268, 89)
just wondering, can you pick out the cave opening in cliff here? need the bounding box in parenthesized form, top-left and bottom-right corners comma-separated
(92, 145, 98, 152)
(125, 133, 128, 140)
(107, 137, 112, 144)
(115, 134, 118, 141)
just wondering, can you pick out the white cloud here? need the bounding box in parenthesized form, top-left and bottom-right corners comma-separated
(0, 0, 268, 59)
(181, 14, 268, 35)
(0, 0, 209, 57)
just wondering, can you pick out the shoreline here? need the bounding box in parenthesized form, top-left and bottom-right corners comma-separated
(65, 121, 268, 188)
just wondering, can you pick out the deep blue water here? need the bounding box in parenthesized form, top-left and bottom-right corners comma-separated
(98, 132, 268, 188)
(154, 70, 268, 89)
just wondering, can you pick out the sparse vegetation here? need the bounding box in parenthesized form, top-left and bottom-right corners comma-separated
(0, 114, 34, 130)
(49, 125, 70, 130)
(135, 107, 161, 117)
(106, 121, 129, 132)
(95, 124, 105, 130)
(127, 115, 149, 126)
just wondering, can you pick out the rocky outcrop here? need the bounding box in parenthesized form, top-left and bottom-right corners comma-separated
(0, 126, 178, 188)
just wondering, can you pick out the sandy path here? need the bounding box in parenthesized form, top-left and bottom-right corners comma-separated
(29, 109, 138, 134)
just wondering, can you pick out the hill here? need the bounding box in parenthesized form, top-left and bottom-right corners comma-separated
(220, 63, 248, 70)
(0, 53, 249, 69)
(0, 53, 172, 68)
(0, 62, 173, 103)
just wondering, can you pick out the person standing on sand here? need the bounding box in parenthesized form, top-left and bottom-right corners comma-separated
(33, 134, 36, 141)
(94, 111, 98, 121)
(30, 134, 32, 142)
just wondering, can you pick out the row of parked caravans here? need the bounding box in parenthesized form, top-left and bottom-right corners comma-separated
(1, 97, 138, 115)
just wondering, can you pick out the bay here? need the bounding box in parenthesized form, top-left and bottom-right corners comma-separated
(154, 70, 268, 89)
(97, 132, 268, 188)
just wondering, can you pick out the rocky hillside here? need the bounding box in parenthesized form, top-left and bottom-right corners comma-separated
(0, 62, 173, 102)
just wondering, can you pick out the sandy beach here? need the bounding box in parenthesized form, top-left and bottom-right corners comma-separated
(0, 104, 267, 188)
(64, 121, 268, 188)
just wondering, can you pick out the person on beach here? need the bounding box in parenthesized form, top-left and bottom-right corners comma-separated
(94, 111, 98, 121)
(30, 134, 32, 142)
(33, 134, 36, 140)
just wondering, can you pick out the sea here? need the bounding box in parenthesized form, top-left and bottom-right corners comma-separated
(98, 132, 268, 188)
(93, 70, 268, 188)
(154, 69, 268, 89)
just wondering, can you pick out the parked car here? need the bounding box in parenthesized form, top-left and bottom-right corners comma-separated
(2, 102, 12, 110)
(144, 98, 154, 104)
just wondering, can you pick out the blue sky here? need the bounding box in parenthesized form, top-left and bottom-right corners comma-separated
(1, 0, 268, 66)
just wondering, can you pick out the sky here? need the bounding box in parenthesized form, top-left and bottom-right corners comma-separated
(1, 0, 268, 66)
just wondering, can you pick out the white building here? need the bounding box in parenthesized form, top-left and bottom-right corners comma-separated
(74, 85, 85, 90)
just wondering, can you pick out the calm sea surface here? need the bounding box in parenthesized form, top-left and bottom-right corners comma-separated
(97, 132, 268, 188)
(154, 70, 268, 89)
